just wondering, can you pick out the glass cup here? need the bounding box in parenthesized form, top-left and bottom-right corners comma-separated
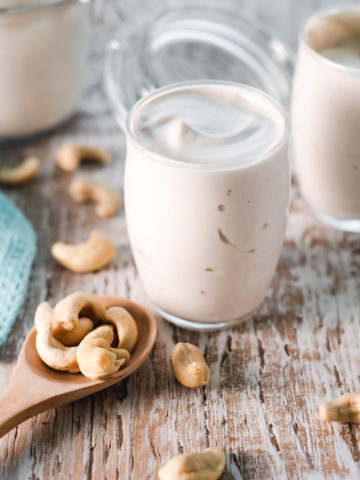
(0, 0, 89, 140)
(124, 81, 289, 330)
(291, 6, 360, 232)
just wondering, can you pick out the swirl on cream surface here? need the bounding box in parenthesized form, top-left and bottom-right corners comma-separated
(130, 84, 286, 168)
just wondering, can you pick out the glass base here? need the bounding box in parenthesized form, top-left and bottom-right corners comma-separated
(313, 209, 360, 233)
(156, 307, 255, 331)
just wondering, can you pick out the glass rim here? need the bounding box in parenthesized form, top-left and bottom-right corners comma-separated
(0, 0, 87, 15)
(125, 80, 289, 173)
(300, 4, 360, 74)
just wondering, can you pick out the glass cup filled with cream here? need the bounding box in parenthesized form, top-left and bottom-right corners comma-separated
(124, 81, 290, 330)
(292, 6, 360, 232)
(0, 0, 89, 140)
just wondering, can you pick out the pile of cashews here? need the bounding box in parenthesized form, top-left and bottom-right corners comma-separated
(52, 143, 121, 273)
(0, 143, 121, 273)
(34, 291, 138, 380)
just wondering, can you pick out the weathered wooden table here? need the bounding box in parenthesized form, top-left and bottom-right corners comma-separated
(1, 0, 359, 478)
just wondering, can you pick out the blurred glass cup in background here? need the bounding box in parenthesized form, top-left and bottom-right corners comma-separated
(0, 0, 89, 140)
(291, 6, 360, 232)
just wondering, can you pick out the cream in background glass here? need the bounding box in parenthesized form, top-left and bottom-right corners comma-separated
(291, 7, 360, 232)
(0, 0, 89, 139)
(124, 81, 289, 330)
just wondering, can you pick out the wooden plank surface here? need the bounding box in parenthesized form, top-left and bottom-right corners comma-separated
(0, 0, 359, 478)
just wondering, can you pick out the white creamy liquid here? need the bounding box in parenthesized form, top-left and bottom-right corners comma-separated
(321, 36, 360, 68)
(133, 86, 283, 166)
(125, 83, 289, 325)
(0, 1, 89, 138)
(292, 11, 360, 225)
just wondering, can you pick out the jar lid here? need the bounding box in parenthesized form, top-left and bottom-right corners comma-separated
(105, 3, 294, 126)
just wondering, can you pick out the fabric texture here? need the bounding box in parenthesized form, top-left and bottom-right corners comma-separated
(0, 192, 36, 345)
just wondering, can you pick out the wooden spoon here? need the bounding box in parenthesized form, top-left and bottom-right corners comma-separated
(0, 296, 157, 438)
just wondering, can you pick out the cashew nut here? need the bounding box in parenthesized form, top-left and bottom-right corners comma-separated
(69, 178, 121, 218)
(319, 393, 360, 423)
(52, 317, 94, 346)
(77, 325, 130, 380)
(56, 144, 110, 172)
(159, 448, 225, 480)
(170, 343, 210, 388)
(53, 291, 106, 331)
(105, 306, 138, 353)
(0, 157, 40, 185)
(51, 231, 116, 273)
(34, 302, 79, 373)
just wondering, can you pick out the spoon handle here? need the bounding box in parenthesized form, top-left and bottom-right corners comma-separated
(0, 384, 38, 438)
(0, 361, 58, 438)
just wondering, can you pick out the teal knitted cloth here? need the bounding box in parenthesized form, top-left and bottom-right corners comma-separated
(0, 192, 36, 345)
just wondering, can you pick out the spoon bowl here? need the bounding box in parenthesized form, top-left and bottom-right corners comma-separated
(0, 296, 157, 438)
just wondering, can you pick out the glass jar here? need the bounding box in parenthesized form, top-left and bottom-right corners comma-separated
(0, 0, 89, 140)
(291, 6, 360, 232)
(124, 81, 290, 330)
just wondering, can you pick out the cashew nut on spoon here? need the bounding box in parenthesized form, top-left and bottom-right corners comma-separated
(51, 231, 116, 273)
(158, 448, 225, 480)
(53, 291, 106, 331)
(170, 342, 210, 388)
(105, 306, 138, 352)
(320, 393, 360, 423)
(77, 325, 130, 380)
(56, 144, 110, 172)
(0, 157, 40, 185)
(52, 317, 94, 346)
(34, 302, 79, 372)
(69, 178, 121, 218)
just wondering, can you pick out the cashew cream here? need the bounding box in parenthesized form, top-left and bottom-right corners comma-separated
(133, 85, 284, 167)
(292, 8, 360, 230)
(321, 36, 360, 68)
(0, 1, 89, 138)
(125, 82, 289, 328)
